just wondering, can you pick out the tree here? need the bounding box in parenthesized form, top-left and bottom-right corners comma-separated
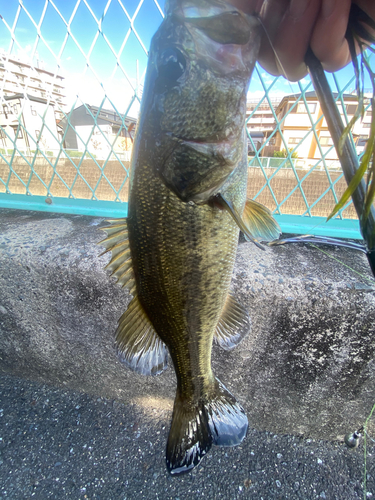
(273, 148, 298, 159)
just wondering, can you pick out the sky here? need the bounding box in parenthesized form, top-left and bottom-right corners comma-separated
(0, 0, 372, 117)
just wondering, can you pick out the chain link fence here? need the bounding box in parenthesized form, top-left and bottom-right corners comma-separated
(0, 0, 373, 237)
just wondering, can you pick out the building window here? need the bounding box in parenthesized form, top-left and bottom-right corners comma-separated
(288, 137, 300, 145)
(363, 123, 371, 128)
(298, 102, 316, 114)
(290, 102, 316, 114)
(31, 107, 37, 116)
(320, 137, 333, 146)
(11, 126, 23, 139)
(0, 130, 6, 148)
(346, 104, 357, 115)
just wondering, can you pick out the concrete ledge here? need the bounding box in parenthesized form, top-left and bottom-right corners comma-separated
(0, 209, 374, 440)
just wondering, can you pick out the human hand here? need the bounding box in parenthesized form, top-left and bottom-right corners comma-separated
(230, 0, 375, 81)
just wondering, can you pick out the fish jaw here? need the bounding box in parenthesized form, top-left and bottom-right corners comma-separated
(161, 130, 245, 203)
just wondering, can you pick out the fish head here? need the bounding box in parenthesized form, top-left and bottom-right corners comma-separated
(137, 0, 260, 203)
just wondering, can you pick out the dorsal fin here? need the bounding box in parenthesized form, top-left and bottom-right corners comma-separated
(115, 296, 168, 376)
(99, 218, 136, 295)
(214, 294, 251, 350)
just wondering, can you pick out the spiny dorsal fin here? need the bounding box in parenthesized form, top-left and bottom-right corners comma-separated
(99, 218, 136, 295)
(243, 199, 281, 242)
(115, 296, 168, 376)
(214, 294, 251, 350)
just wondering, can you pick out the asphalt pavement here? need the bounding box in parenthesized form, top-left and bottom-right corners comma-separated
(0, 373, 373, 500)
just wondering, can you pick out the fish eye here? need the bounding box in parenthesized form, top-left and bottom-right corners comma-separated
(156, 47, 186, 90)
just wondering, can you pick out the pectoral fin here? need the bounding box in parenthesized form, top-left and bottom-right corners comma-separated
(215, 294, 250, 350)
(214, 194, 281, 249)
(115, 296, 168, 376)
(243, 199, 281, 242)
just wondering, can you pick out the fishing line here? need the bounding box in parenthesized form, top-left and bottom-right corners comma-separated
(255, 15, 296, 95)
(309, 244, 375, 285)
(255, 14, 349, 238)
(363, 402, 375, 500)
(256, 8, 375, 500)
(364, 428, 375, 444)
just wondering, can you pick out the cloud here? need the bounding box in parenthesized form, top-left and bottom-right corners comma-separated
(247, 89, 287, 99)
(63, 73, 141, 118)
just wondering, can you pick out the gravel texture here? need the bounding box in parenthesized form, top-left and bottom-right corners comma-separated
(0, 373, 374, 500)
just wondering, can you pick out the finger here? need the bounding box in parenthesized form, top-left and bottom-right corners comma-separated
(258, 0, 322, 81)
(354, 0, 375, 45)
(355, 0, 375, 30)
(310, 0, 352, 73)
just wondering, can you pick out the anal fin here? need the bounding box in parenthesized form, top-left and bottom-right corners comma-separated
(215, 293, 251, 350)
(115, 296, 168, 376)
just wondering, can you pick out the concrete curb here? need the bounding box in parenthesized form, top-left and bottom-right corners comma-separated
(0, 209, 374, 440)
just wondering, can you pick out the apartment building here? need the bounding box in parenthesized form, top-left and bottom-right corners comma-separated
(0, 93, 60, 153)
(274, 91, 370, 160)
(246, 97, 281, 154)
(0, 51, 66, 153)
(0, 50, 66, 113)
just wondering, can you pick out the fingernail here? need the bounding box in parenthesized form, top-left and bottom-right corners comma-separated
(321, 0, 337, 19)
(289, 0, 311, 20)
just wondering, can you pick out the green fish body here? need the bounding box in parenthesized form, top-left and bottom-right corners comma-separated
(100, 0, 280, 474)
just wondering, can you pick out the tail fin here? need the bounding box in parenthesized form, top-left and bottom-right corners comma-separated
(166, 381, 248, 475)
(166, 396, 212, 475)
(207, 379, 248, 446)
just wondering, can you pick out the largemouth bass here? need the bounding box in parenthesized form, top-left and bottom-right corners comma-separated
(100, 0, 280, 475)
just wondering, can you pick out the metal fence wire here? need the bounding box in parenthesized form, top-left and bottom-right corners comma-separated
(0, 0, 374, 238)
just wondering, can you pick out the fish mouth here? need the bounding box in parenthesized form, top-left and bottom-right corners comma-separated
(169, 131, 244, 166)
(159, 130, 246, 205)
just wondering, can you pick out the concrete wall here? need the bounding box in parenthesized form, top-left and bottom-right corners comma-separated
(0, 157, 130, 201)
(0, 209, 374, 440)
(0, 157, 357, 219)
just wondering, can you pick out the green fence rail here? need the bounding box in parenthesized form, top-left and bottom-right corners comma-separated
(0, 0, 373, 239)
